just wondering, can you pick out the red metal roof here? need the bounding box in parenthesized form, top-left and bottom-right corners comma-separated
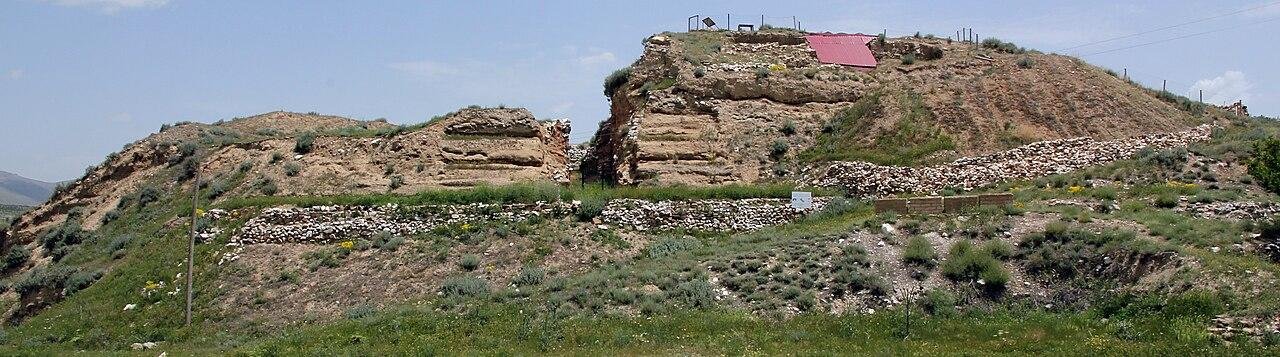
(805, 33, 878, 68)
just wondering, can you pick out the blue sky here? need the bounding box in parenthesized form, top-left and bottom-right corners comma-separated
(2, 0, 1278, 182)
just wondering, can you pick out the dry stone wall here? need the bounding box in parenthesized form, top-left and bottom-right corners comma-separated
(233, 198, 832, 244)
(810, 125, 1214, 197)
(600, 198, 830, 232)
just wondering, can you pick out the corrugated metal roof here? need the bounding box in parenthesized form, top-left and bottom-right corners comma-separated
(805, 33, 878, 68)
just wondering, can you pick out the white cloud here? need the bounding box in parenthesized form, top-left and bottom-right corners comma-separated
(6, 69, 23, 79)
(576, 52, 616, 66)
(386, 61, 457, 79)
(1190, 71, 1253, 105)
(40, 0, 169, 14)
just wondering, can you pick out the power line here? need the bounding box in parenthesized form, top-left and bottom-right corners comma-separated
(1063, 0, 1280, 52)
(1082, 16, 1280, 56)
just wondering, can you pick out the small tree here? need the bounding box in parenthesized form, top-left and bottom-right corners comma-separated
(1249, 137, 1280, 194)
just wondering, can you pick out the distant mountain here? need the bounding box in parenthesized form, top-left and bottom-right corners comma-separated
(0, 171, 57, 206)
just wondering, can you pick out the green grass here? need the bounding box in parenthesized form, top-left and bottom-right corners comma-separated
(799, 90, 955, 166)
(222, 302, 1267, 356)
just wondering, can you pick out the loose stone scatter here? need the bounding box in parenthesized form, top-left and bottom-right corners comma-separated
(232, 198, 830, 245)
(1181, 201, 1280, 220)
(809, 125, 1214, 197)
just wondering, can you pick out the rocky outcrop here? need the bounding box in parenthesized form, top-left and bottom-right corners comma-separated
(809, 125, 1213, 197)
(584, 30, 1209, 187)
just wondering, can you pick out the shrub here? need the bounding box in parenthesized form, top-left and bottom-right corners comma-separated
(1248, 137, 1280, 194)
(575, 196, 607, 221)
(440, 276, 489, 297)
(512, 266, 546, 287)
(372, 232, 404, 251)
(603, 67, 632, 97)
(14, 266, 75, 296)
(1016, 57, 1034, 68)
(269, 152, 284, 164)
(388, 175, 405, 190)
(780, 120, 797, 136)
(754, 67, 771, 80)
(921, 289, 957, 317)
(206, 180, 229, 199)
(136, 185, 162, 207)
(901, 53, 916, 65)
(344, 304, 376, 319)
(459, 254, 480, 271)
(257, 177, 278, 196)
(3, 246, 31, 271)
(674, 280, 716, 308)
(294, 133, 315, 154)
(39, 221, 92, 254)
(941, 240, 1008, 291)
(770, 139, 789, 159)
(283, 162, 301, 177)
(1154, 193, 1179, 208)
(693, 66, 706, 78)
(646, 237, 700, 258)
(62, 269, 104, 296)
(902, 236, 936, 267)
(984, 240, 1015, 260)
(239, 160, 254, 173)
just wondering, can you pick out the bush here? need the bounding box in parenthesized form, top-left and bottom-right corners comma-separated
(3, 246, 31, 271)
(646, 237, 700, 258)
(1154, 193, 1179, 208)
(693, 66, 706, 78)
(512, 266, 546, 287)
(941, 240, 1008, 291)
(780, 120, 797, 136)
(283, 162, 301, 177)
(294, 133, 315, 154)
(14, 266, 75, 296)
(459, 254, 480, 271)
(372, 232, 404, 251)
(440, 276, 489, 297)
(1016, 57, 1034, 68)
(257, 177, 278, 196)
(902, 236, 936, 267)
(901, 53, 916, 65)
(1248, 137, 1280, 194)
(754, 67, 771, 80)
(269, 152, 284, 164)
(770, 139, 789, 159)
(206, 180, 229, 199)
(575, 197, 607, 221)
(921, 289, 957, 317)
(136, 185, 162, 207)
(388, 175, 405, 191)
(603, 67, 632, 97)
(62, 269, 104, 296)
(674, 280, 716, 308)
(344, 304, 376, 319)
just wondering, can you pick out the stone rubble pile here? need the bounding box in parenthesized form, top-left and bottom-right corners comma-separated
(1210, 314, 1280, 343)
(235, 202, 576, 245)
(810, 125, 1214, 197)
(230, 198, 832, 245)
(601, 198, 829, 232)
(1181, 201, 1280, 220)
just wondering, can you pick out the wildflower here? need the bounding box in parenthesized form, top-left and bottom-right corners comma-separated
(768, 63, 788, 72)
(196, 208, 206, 217)
(460, 223, 473, 232)
(339, 241, 354, 250)
(1067, 186, 1084, 194)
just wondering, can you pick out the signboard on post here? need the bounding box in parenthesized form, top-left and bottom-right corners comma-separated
(791, 191, 812, 210)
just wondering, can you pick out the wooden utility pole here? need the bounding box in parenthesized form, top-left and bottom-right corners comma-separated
(185, 160, 198, 326)
(1200, 89, 1204, 103)
(1163, 79, 1167, 92)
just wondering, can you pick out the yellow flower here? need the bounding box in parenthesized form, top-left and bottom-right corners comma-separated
(1067, 186, 1084, 194)
(144, 281, 160, 290)
(196, 208, 206, 217)
(339, 241, 354, 250)
(460, 223, 472, 232)
(768, 63, 788, 72)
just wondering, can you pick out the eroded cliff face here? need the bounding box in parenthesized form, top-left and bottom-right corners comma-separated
(5, 108, 569, 241)
(583, 30, 1210, 186)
